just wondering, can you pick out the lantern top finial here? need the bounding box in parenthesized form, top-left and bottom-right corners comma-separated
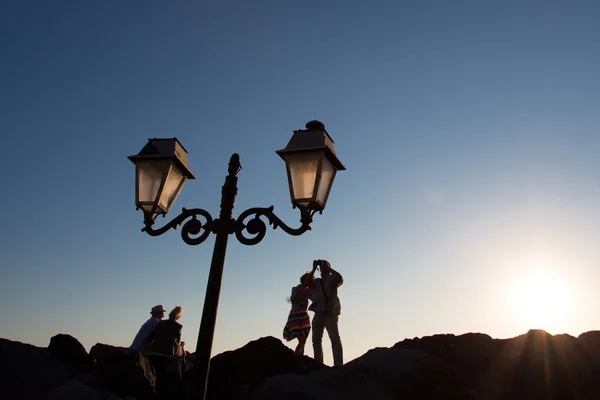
(305, 120, 325, 130)
(276, 120, 345, 171)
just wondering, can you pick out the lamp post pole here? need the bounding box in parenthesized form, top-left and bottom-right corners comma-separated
(193, 154, 240, 400)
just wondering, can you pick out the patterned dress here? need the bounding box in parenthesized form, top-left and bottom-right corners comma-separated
(283, 284, 311, 341)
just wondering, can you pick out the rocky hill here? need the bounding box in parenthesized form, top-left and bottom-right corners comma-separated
(2, 329, 600, 399)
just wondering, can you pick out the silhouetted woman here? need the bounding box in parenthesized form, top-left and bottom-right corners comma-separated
(148, 306, 184, 356)
(283, 262, 317, 355)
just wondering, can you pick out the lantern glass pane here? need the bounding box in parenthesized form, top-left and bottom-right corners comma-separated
(286, 151, 321, 204)
(316, 156, 336, 208)
(158, 164, 187, 212)
(137, 160, 169, 210)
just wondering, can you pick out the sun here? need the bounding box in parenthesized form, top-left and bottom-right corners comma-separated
(509, 269, 571, 333)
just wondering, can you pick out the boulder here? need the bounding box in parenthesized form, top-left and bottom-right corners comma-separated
(394, 329, 600, 399)
(344, 347, 454, 399)
(252, 367, 396, 400)
(90, 343, 156, 400)
(205, 336, 328, 400)
(498, 330, 600, 399)
(48, 333, 95, 372)
(0, 338, 73, 399)
(254, 348, 451, 400)
(578, 330, 600, 356)
(45, 382, 128, 400)
(146, 353, 185, 399)
(7, 329, 600, 400)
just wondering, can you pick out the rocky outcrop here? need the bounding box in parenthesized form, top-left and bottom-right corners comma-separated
(145, 353, 186, 399)
(577, 330, 600, 354)
(248, 330, 600, 400)
(4, 330, 600, 399)
(90, 343, 156, 400)
(47, 333, 96, 372)
(206, 336, 328, 400)
(0, 338, 126, 400)
(393, 329, 600, 399)
(253, 348, 452, 400)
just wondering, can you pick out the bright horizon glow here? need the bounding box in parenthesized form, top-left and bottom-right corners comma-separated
(509, 267, 572, 334)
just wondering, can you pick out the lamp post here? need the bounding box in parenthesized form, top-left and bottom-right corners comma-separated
(128, 120, 345, 400)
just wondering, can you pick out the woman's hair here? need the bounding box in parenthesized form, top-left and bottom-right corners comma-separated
(169, 306, 183, 321)
(286, 272, 312, 303)
(300, 272, 312, 284)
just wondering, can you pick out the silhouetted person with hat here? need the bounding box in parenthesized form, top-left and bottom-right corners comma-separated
(130, 304, 165, 351)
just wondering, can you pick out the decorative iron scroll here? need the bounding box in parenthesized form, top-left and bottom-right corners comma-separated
(234, 206, 315, 246)
(142, 206, 316, 246)
(142, 207, 214, 246)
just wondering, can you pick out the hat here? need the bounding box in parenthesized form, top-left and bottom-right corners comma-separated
(151, 305, 166, 313)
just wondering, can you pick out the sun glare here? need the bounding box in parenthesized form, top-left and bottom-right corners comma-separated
(509, 269, 571, 333)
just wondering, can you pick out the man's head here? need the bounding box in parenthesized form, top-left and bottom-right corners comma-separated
(151, 305, 166, 320)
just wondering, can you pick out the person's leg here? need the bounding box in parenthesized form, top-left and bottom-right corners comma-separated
(311, 312, 325, 363)
(324, 314, 343, 366)
(295, 335, 307, 355)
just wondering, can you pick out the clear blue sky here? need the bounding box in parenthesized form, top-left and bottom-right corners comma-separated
(2, 1, 600, 365)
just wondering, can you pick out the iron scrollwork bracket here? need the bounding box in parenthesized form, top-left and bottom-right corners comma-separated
(234, 206, 317, 246)
(142, 206, 318, 247)
(142, 207, 215, 246)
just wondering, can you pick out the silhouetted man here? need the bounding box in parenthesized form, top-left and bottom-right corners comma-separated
(130, 305, 165, 351)
(310, 259, 343, 366)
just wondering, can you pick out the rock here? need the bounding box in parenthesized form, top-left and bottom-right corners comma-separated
(48, 333, 95, 372)
(253, 367, 396, 400)
(254, 348, 451, 400)
(205, 336, 328, 400)
(394, 329, 600, 399)
(0, 338, 73, 399)
(45, 382, 127, 400)
(499, 330, 600, 399)
(90, 343, 156, 400)
(7, 329, 600, 400)
(344, 347, 453, 399)
(578, 330, 600, 356)
(146, 353, 184, 399)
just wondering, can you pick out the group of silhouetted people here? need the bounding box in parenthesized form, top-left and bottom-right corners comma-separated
(129, 258, 344, 367)
(283, 259, 344, 366)
(130, 304, 185, 357)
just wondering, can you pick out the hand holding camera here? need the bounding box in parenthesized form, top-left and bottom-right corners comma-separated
(313, 259, 330, 274)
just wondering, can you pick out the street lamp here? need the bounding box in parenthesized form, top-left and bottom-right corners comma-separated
(128, 120, 345, 400)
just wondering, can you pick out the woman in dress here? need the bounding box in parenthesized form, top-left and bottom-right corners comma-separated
(283, 262, 317, 355)
(147, 306, 184, 356)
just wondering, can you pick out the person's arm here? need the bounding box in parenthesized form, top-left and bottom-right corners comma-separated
(330, 267, 343, 287)
(308, 260, 319, 287)
(143, 319, 160, 347)
(175, 325, 182, 343)
(310, 260, 318, 278)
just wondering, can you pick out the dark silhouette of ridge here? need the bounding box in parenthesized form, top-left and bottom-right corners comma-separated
(4, 329, 600, 399)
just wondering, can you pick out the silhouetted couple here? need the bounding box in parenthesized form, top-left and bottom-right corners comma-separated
(130, 304, 185, 357)
(283, 259, 344, 366)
